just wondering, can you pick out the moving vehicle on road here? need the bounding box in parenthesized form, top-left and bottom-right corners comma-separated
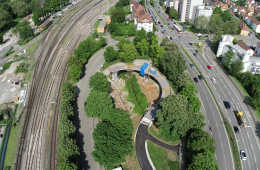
(207, 65, 212, 69)
(234, 126, 239, 133)
(236, 110, 246, 126)
(170, 37, 172, 40)
(194, 77, 198, 83)
(190, 64, 195, 68)
(193, 53, 197, 56)
(189, 43, 193, 46)
(240, 150, 247, 160)
(223, 101, 231, 109)
(198, 75, 203, 80)
(211, 78, 216, 83)
(173, 24, 182, 34)
(195, 50, 200, 54)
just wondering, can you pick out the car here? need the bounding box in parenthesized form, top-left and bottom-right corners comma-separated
(207, 65, 212, 69)
(168, 23, 170, 25)
(193, 53, 197, 56)
(194, 77, 198, 83)
(174, 22, 176, 24)
(196, 33, 202, 37)
(189, 43, 193, 46)
(198, 75, 203, 80)
(158, 11, 160, 13)
(171, 27, 174, 30)
(167, 36, 170, 39)
(195, 50, 200, 54)
(158, 21, 161, 24)
(240, 150, 247, 160)
(211, 78, 216, 83)
(84, 102, 87, 107)
(165, 25, 167, 28)
(151, 16, 153, 18)
(170, 37, 173, 40)
(168, 16, 170, 19)
(234, 126, 239, 133)
(161, 25, 163, 27)
(203, 35, 208, 37)
(190, 64, 195, 68)
(223, 101, 231, 109)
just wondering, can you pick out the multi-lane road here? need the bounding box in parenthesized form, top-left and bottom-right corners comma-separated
(148, 1, 260, 170)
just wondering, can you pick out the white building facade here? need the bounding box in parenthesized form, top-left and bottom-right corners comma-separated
(192, 6, 213, 24)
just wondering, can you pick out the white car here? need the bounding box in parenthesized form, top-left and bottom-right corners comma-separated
(240, 150, 247, 160)
(211, 78, 216, 83)
(196, 33, 202, 37)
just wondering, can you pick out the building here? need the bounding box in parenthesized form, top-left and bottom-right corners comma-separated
(39, 19, 52, 29)
(192, 6, 213, 24)
(248, 16, 260, 33)
(239, 21, 250, 36)
(179, 0, 203, 22)
(238, 7, 247, 15)
(130, 0, 138, 12)
(229, 10, 235, 17)
(255, 41, 260, 55)
(220, 2, 228, 11)
(173, 0, 179, 11)
(97, 15, 111, 33)
(217, 35, 260, 73)
(166, 0, 174, 8)
(132, 2, 153, 32)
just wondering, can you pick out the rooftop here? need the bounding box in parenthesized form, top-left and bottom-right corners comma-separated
(237, 40, 251, 51)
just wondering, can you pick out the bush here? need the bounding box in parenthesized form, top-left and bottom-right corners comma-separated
(0, 62, 13, 74)
(125, 74, 148, 114)
(15, 62, 28, 74)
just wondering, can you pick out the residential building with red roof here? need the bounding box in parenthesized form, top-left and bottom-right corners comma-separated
(132, 2, 153, 32)
(220, 2, 228, 11)
(248, 16, 260, 33)
(239, 21, 250, 36)
(237, 6, 247, 15)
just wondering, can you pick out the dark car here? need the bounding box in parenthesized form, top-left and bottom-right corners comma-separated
(190, 64, 195, 68)
(168, 23, 170, 25)
(174, 22, 176, 24)
(203, 35, 208, 37)
(189, 43, 193, 46)
(223, 101, 231, 109)
(161, 25, 163, 27)
(158, 21, 161, 24)
(84, 102, 87, 107)
(194, 77, 198, 83)
(195, 50, 200, 54)
(170, 37, 173, 40)
(234, 126, 239, 133)
(198, 75, 203, 80)
(172, 27, 174, 30)
(193, 53, 197, 56)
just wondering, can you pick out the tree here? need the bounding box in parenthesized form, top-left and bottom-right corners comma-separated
(61, 81, 76, 102)
(185, 18, 192, 25)
(150, 0, 155, 7)
(156, 94, 194, 137)
(160, 37, 170, 46)
(189, 96, 201, 113)
(89, 72, 110, 92)
(111, 8, 125, 23)
(251, 89, 260, 108)
(127, 24, 136, 36)
(68, 64, 83, 82)
(67, 55, 82, 67)
(115, 1, 123, 8)
(180, 83, 196, 100)
(59, 100, 74, 118)
(224, 17, 240, 34)
(149, 39, 165, 65)
(136, 39, 149, 56)
(104, 46, 118, 62)
(32, 12, 41, 26)
(146, 32, 157, 45)
(175, 72, 190, 89)
(213, 29, 222, 47)
(160, 51, 187, 82)
(209, 14, 223, 31)
(92, 109, 133, 169)
(213, 7, 223, 14)
(84, 90, 114, 118)
(161, 42, 179, 52)
(221, 10, 232, 22)
(98, 36, 107, 47)
(12, 20, 34, 41)
(57, 161, 77, 170)
(119, 0, 129, 6)
(0, 33, 3, 44)
(187, 152, 219, 170)
(107, 22, 117, 33)
(230, 60, 244, 77)
(194, 15, 210, 30)
(139, 0, 145, 5)
(169, 8, 178, 20)
(133, 28, 147, 45)
(116, 39, 131, 51)
(10, 1, 28, 17)
(58, 115, 76, 140)
(222, 50, 235, 68)
(119, 43, 137, 62)
(57, 137, 80, 161)
(0, 8, 11, 31)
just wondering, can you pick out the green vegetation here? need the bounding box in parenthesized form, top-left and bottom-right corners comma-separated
(15, 62, 28, 74)
(57, 82, 79, 169)
(89, 72, 110, 92)
(94, 20, 100, 29)
(13, 18, 22, 24)
(0, 62, 13, 74)
(194, 43, 203, 54)
(147, 141, 179, 170)
(125, 74, 148, 115)
(3, 46, 15, 59)
(181, 46, 241, 170)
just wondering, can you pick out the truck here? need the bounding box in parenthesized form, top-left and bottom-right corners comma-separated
(236, 111, 246, 126)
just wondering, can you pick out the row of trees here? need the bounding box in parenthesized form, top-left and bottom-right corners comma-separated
(67, 36, 107, 82)
(84, 72, 133, 169)
(57, 82, 79, 169)
(222, 50, 260, 109)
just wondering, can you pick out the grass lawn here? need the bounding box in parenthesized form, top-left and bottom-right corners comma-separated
(194, 43, 203, 53)
(121, 114, 142, 170)
(94, 20, 100, 29)
(148, 124, 180, 145)
(147, 141, 179, 170)
(3, 106, 25, 169)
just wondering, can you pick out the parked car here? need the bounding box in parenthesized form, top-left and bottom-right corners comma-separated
(207, 65, 212, 69)
(170, 37, 173, 40)
(196, 33, 202, 37)
(203, 35, 208, 37)
(194, 77, 198, 83)
(190, 64, 195, 68)
(189, 43, 193, 46)
(84, 102, 87, 107)
(211, 78, 216, 83)
(234, 126, 239, 133)
(240, 150, 247, 160)
(195, 50, 200, 54)
(198, 75, 203, 80)
(165, 25, 167, 28)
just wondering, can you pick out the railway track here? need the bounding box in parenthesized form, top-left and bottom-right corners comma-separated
(14, 0, 118, 169)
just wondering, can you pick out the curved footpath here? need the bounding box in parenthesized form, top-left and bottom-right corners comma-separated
(106, 62, 180, 170)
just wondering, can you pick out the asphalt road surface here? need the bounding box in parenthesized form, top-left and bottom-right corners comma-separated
(149, 2, 260, 170)
(147, 2, 234, 170)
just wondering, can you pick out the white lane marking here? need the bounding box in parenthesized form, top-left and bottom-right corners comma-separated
(251, 143, 253, 150)
(254, 155, 256, 162)
(219, 132, 221, 138)
(219, 102, 223, 108)
(208, 120, 210, 124)
(222, 143, 224, 149)
(214, 86, 216, 90)
(229, 117, 231, 123)
(224, 154, 226, 162)
(218, 93, 220, 97)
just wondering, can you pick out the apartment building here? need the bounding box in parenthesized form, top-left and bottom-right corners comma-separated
(179, 0, 203, 22)
(192, 6, 213, 24)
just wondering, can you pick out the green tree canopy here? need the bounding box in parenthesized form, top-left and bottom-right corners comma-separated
(221, 10, 232, 22)
(161, 42, 179, 52)
(222, 50, 235, 68)
(213, 7, 223, 14)
(116, 38, 131, 51)
(209, 14, 223, 31)
(133, 28, 147, 45)
(12, 20, 34, 40)
(160, 37, 170, 46)
(104, 46, 118, 62)
(84, 90, 114, 118)
(61, 81, 77, 102)
(230, 60, 244, 77)
(68, 64, 83, 82)
(136, 38, 149, 56)
(160, 50, 187, 82)
(194, 15, 210, 30)
(149, 39, 165, 65)
(57, 161, 77, 170)
(10, 1, 28, 17)
(89, 72, 110, 92)
(175, 72, 190, 89)
(119, 43, 137, 62)
(169, 8, 178, 20)
(111, 8, 125, 23)
(187, 152, 219, 170)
